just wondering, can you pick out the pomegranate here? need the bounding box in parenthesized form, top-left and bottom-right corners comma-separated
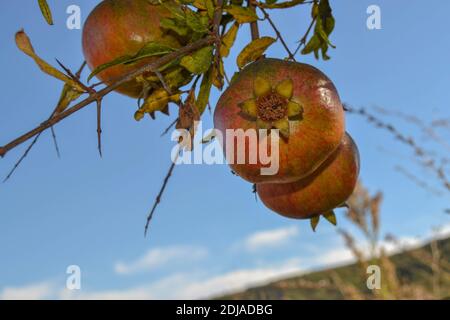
(256, 133, 360, 220)
(82, 0, 183, 98)
(214, 58, 345, 184)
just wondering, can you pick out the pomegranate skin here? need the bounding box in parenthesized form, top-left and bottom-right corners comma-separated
(213, 58, 345, 184)
(82, 0, 182, 98)
(257, 133, 360, 219)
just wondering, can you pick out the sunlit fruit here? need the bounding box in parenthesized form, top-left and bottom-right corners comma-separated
(257, 133, 360, 220)
(82, 0, 183, 98)
(213, 58, 345, 184)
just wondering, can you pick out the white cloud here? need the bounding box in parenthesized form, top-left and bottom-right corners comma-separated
(243, 226, 299, 251)
(63, 258, 303, 300)
(311, 247, 355, 266)
(177, 258, 302, 299)
(114, 245, 207, 275)
(0, 281, 55, 300)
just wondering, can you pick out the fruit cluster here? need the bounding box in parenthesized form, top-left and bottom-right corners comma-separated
(214, 58, 360, 230)
(81, 1, 358, 230)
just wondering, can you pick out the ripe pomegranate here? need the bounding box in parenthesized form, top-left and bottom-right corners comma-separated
(82, 0, 183, 98)
(256, 133, 360, 220)
(214, 58, 345, 184)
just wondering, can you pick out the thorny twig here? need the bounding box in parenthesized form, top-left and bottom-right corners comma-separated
(96, 98, 103, 157)
(0, 36, 216, 159)
(144, 0, 225, 236)
(3, 62, 87, 182)
(344, 104, 450, 191)
(144, 153, 178, 236)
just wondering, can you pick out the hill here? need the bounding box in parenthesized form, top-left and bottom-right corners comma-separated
(216, 237, 450, 300)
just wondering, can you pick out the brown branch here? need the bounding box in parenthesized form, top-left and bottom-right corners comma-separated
(248, 1, 260, 40)
(2, 62, 88, 181)
(258, 6, 295, 61)
(0, 36, 215, 159)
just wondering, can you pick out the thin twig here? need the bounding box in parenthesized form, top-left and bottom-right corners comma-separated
(293, 15, 316, 56)
(96, 99, 103, 157)
(160, 118, 179, 137)
(50, 126, 61, 158)
(258, 6, 295, 61)
(144, 153, 178, 236)
(0, 36, 215, 158)
(155, 70, 172, 95)
(345, 104, 450, 191)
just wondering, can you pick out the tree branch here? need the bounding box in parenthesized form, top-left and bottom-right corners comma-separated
(249, 1, 260, 40)
(0, 36, 216, 159)
(259, 6, 295, 60)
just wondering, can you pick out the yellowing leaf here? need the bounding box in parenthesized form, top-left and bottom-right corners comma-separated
(38, 0, 53, 25)
(212, 59, 225, 89)
(237, 37, 276, 69)
(220, 23, 239, 58)
(55, 84, 83, 114)
(225, 5, 258, 24)
(137, 89, 181, 119)
(180, 46, 213, 74)
(15, 30, 83, 91)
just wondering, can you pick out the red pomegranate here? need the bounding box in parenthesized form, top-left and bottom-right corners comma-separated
(82, 0, 183, 98)
(213, 58, 345, 184)
(256, 133, 360, 220)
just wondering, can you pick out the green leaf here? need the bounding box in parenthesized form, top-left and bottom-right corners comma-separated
(196, 68, 213, 114)
(300, 0, 336, 60)
(162, 2, 186, 21)
(237, 36, 276, 69)
(301, 34, 320, 55)
(260, 0, 307, 9)
(88, 55, 131, 82)
(38, 0, 53, 25)
(225, 5, 258, 24)
(205, 0, 215, 19)
(220, 22, 239, 58)
(161, 18, 190, 37)
(88, 42, 174, 81)
(125, 42, 175, 64)
(180, 46, 213, 74)
(185, 9, 209, 33)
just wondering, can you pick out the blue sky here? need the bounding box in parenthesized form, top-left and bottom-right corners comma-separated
(0, 0, 449, 299)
